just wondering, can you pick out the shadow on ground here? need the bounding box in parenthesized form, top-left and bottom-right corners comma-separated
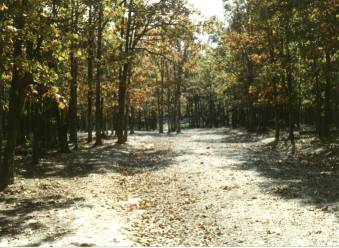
(190, 129, 268, 144)
(191, 128, 339, 209)
(224, 135, 338, 209)
(0, 194, 84, 239)
(236, 151, 339, 206)
(17, 138, 176, 179)
(1, 136, 177, 245)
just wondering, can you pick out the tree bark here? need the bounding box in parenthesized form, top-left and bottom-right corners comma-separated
(286, 45, 295, 144)
(130, 106, 135, 134)
(176, 64, 182, 133)
(95, 1, 103, 146)
(56, 105, 70, 153)
(32, 101, 42, 166)
(266, 27, 280, 142)
(87, 3, 94, 143)
(167, 87, 172, 133)
(0, 30, 4, 164)
(323, 51, 332, 138)
(117, 0, 133, 144)
(0, 62, 3, 164)
(158, 60, 165, 133)
(69, 0, 79, 149)
(117, 62, 129, 143)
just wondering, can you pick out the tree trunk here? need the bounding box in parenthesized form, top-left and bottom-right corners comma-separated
(323, 51, 332, 138)
(158, 60, 164, 133)
(130, 106, 135, 134)
(335, 85, 339, 130)
(123, 100, 129, 140)
(69, 0, 79, 149)
(31, 101, 43, 167)
(117, 62, 129, 143)
(87, 3, 94, 143)
(95, 1, 103, 146)
(117, 0, 133, 143)
(167, 87, 171, 133)
(313, 58, 322, 137)
(176, 67, 182, 134)
(286, 49, 294, 144)
(69, 54, 78, 148)
(0, 33, 4, 164)
(56, 105, 70, 153)
(0, 66, 3, 163)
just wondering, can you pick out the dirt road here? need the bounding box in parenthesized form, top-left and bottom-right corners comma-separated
(1, 128, 338, 246)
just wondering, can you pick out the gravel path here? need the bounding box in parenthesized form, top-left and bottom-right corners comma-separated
(0, 128, 338, 246)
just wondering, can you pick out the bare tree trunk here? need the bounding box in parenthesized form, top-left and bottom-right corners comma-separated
(323, 51, 332, 138)
(130, 106, 135, 134)
(95, 1, 103, 146)
(176, 74, 181, 134)
(123, 99, 129, 141)
(56, 106, 70, 153)
(87, 3, 94, 143)
(0, 32, 4, 164)
(286, 45, 294, 144)
(158, 60, 165, 134)
(0, 62, 3, 164)
(117, 0, 133, 144)
(32, 101, 42, 166)
(267, 27, 280, 142)
(69, 0, 79, 149)
(117, 62, 129, 143)
(167, 87, 171, 133)
(0, 0, 4, 164)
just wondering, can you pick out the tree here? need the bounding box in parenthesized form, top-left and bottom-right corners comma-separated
(115, 0, 191, 143)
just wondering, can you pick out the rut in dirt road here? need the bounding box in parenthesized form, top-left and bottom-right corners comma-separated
(0, 129, 338, 247)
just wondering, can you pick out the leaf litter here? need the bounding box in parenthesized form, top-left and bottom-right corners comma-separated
(0, 128, 338, 246)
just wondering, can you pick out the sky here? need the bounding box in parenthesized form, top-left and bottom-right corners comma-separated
(187, 0, 225, 21)
(186, 0, 226, 44)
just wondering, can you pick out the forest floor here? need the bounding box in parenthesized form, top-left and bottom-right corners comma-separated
(0, 128, 338, 247)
